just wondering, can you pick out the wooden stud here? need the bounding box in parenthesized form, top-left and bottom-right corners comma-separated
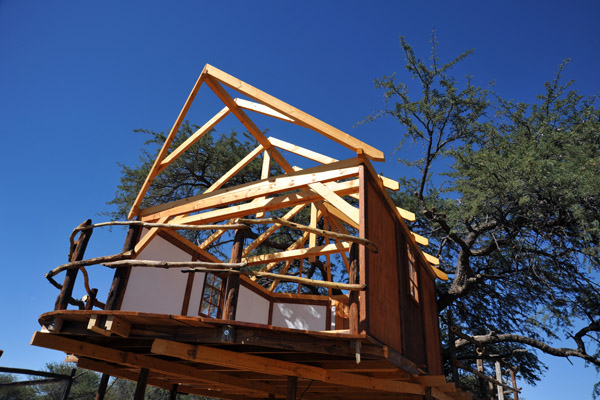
(204, 144, 265, 194)
(244, 242, 351, 266)
(256, 149, 271, 218)
(235, 98, 295, 122)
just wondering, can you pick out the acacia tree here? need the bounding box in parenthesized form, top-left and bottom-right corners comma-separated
(371, 36, 600, 394)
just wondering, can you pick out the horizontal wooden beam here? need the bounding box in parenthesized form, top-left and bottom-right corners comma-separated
(139, 157, 361, 220)
(30, 332, 279, 396)
(167, 180, 359, 226)
(243, 242, 351, 266)
(151, 339, 424, 395)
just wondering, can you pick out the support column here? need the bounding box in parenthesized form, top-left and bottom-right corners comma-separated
(60, 368, 76, 400)
(55, 219, 93, 310)
(169, 383, 179, 400)
(133, 368, 149, 400)
(510, 368, 519, 400)
(348, 243, 359, 334)
(286, 376, 298, 400)
(94, 373, 110, 400)
(476, 358, 489, 399)
(448, 312, 459, 386)
(222, 229, 245, 320)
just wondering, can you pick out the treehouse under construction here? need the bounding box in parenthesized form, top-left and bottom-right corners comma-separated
(32, 65, 472, 399)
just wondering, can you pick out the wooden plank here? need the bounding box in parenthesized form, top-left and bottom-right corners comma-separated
(204, 144, 265, 194)
(322, 201, 359, 229)
(30, 332, 279, 396)
(169, 181, 358, 226)
(256, 149, 271, 218)
(412, 232, 429, 246)
(159, 106, 230, 172)
(308, 202, 318, 262)
(309, 182, 359, 226)
(269, 136, 337, 165)
(244, 242, 351, 266)
(423, 252, 440, 265)
(151, 339, 425, 395)
(235, 98, 295, 122)
(128, 71, 205, 219)
(139, 158, 360, 221)
(203, 64, 385, 162)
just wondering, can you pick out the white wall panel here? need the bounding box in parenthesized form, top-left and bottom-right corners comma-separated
(186, 272, 205, 316)
(120, 230, 192, 314)
(235, 286, 269, 324)
(271, 302, 327, 331)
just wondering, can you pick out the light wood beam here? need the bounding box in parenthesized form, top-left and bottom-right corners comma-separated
(244, 242, 350, 266)
(203, 64, 385, 162)
(234, 98, 294, 122)
(204, 144, 265, 194)
(128, 71, 205, 219)
(168, 181, 358, 226)
(139, 157, 361, 221)
(158, 106, 230, 172)
(256, 149, 271, 218)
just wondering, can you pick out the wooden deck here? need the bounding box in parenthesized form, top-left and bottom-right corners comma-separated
(33, 310, 470, 400)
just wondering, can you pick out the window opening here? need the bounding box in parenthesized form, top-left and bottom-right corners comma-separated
(407, 247, 420, 304)
(199, 273, 224, 318)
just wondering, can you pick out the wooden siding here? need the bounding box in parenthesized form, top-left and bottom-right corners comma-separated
(363, 173, 403, 352)
(420, 266, 443, 374)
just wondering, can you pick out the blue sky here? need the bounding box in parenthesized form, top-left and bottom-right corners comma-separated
(0, 0, 598, 398)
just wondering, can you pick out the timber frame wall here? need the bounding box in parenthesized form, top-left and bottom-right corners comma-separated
(33, 65, 474, 400)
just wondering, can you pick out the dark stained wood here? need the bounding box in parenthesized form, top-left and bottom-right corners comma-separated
(133, 368, 149, 400)
(363, 176, 402, 353)
(420, 262, 443, 375)
(104, 223, 142, 311)
(94, 373, 110, 400)
(448, 312, 459, 386)
(180, 255, 198, 316)
(169, 383, 179, 400)
(55, 219, 93, 310)
(399, 238, 426, 367)
(348, 243, 360, 334)
(223, 230, 246, 320)
(287, 376, 298, 400)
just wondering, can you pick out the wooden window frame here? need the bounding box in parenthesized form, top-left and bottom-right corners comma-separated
(407, 246, 420, 305)
(199, 273, 225, 318)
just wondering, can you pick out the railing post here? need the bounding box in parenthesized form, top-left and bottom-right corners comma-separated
(104, 223, 142, 311)
(448, 312, 460, 386)
(55, 219, 93, 310)
(222, 229, 246, 321)
(495, 361, 504, 399)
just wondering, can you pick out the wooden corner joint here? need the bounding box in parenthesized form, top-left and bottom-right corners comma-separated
(87, 315, 131, 338)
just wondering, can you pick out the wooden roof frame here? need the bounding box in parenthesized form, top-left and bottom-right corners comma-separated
(121, 64, 446, 282)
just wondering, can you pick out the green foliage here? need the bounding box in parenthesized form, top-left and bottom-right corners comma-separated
(374, 35, 600, 394)
(0, 373, 38, 400)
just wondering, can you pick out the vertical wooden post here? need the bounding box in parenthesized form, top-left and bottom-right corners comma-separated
(510, 368, 519, 400)
(222, 229, 245, 320)
(133, 368, 149, 400)
(55, 219, 93, 310)
(286, 376, 298, 400)
(85, 288, 98, 311)
(61, 368, 76, 400)
(104, 223, 142, 311)
(476, 358, 489, 399)
(169, 383, 179, 400)
(495, 361, 504, 400)
(447, 312, 459, 386)
(94, 373, 110, 400)
(348, 243, 360, 334)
